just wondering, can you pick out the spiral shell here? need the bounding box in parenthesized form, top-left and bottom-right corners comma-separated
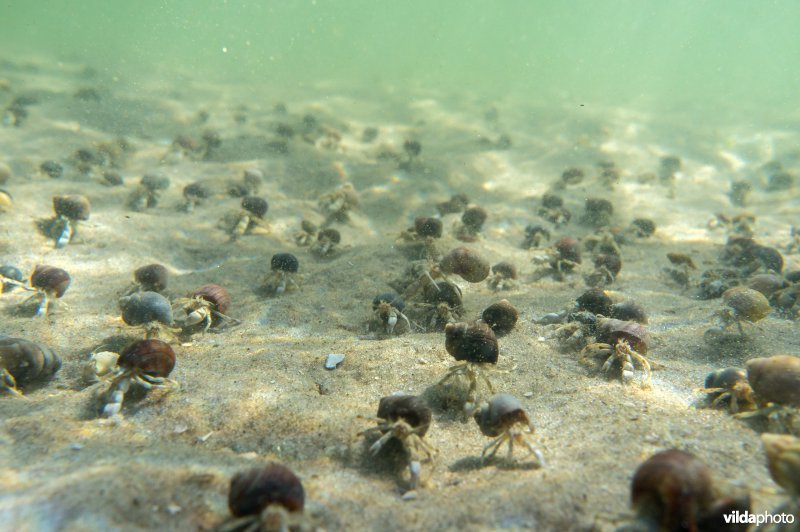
(120, 291, 173, 326)
(376, 395, 432, 436)
(481, 300, 518, 336)
(52, 194, 91, 220)
(192, 284, 231, 315)
(723, 286, 771, 322)
(30, 265, 71, 298)
(746, 355, 800, 406)
(445, 321, 498, 364)
(117, 339, 176, 378)
(439, 247, 490, 283)
(133, 264, 169, 292)
(474, 394, 530, 437)
(228, 463, 305, 518)
(0, 337, 61, 386)
(595, 318, 650, 354)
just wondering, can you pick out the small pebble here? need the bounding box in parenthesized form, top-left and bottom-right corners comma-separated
(523, 391, 534, 398)
(401, 490, 418, 501)
(325, 353, 345, 370)
(165, 504, 182, 515)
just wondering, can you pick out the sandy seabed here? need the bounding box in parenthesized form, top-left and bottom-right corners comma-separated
(0, 55, 799, 531)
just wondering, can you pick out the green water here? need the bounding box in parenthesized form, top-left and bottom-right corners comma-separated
(2, 0, 800, 116)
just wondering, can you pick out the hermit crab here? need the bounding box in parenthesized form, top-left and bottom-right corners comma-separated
(95, 339, 178, 418)
(0, 337, 61, 396)
(0, 264, 71, 316)
(437, 321, 499, 415)
(359, 394, 436, 489)
(580, 318, 651, 387)
(473, 394, 544, 467)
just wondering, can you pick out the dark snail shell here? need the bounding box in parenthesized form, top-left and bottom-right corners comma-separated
(554, 236, 582, 264)
(422, 280, 462, 308)
(414, 216, 442, 238)
(576, 288, 613, 316)
(120, 291, 174, 326)
(631, 450, 714, 531)
(461, 206, 487, 232)
(228, 463, 305, 518)
(481, 300, 518, 336)
(609, 301, 648, 324)
(474, 393, 530, 437)
(134, 264, 169, 292)
(30, 265, 71, 298)
(445, 321, 498, 364)
(318, 228, 341, 243)
(0, 264, 24, 293)
(594, 253, 622, 277)
(53, 194, 91, 220)
(271, 253, 299, 273)
(376, 395, 432, 436)
(704, 367, 747, 390)
(595, 318, 650, 354)
(241, 196, 268, 218)
(183, 182, 210, 200)
(439, 247, 490, 283)
(491, 262, 517, 280)
(0, 337, 61, 385)
(192, 284, 231, 315)
(117, 339, 176, 378)
(746, 355, 800, 406)
(141, 172, 170, 191)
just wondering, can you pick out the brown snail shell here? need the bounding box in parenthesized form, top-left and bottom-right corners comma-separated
(134, 263, 169, 292)
(491, 261, 517, 280)
(439, 247, 490, 283)
(746, 355, 800, 406)
(723, 286, 771, 322)
(52, 194, 91, 220)
(761, 433, 800, 498)
(474, 393, 530, 437)
(376, 395, 432, 437)
(317, 228, 341, 244)
(631, 449, 714, 531)
(30, 265, 70, 298)
(118, 339, 176, 378)
(445, 321, 498, 364)
(228, 463, 305, 518)
(0, 337, 61, 386)
(192, 283, 231, 315)
(553, 236, 581, 265)
(595, 318, 650, 354)
(481, 300, 518, 336)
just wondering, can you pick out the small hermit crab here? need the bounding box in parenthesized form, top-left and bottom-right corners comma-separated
(531, 236, 582, 281)
(180, 182, 211, 213)
(369, 293, 411, 336)
(310, 228, 341, 257)
(174, 283, 238, 332)
(699, 367, 756, 413)
(0, 337, 61, 397)
(437, 321, 499, 415)
(736, 355, 800, 434)
(119, 291, 176, 339)
(0, 264, 71, 317)
(38, 194, 91, 248)
(219, 463, 306, 532)
(128, 172, 170, 211)
(293, 219, 318, 247)
(580, 318, 652, 387)
(359, 394, 436, 489)
(262, 253, 299, 296)
(227, 196, 269, 241)
(96, 338, 178, 418)
(318, 182, 359, 225)
(486, 261, 517, 291)
(411, 279, 464, 332)
(473, 394, 544, 467)
(717, 286, 771, 337)
(397, 216, 443, 260)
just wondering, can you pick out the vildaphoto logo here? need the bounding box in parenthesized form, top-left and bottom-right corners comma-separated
(724, 510, 795, 525)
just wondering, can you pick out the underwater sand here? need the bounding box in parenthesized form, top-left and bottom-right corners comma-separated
(0, 55, 799, 531)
